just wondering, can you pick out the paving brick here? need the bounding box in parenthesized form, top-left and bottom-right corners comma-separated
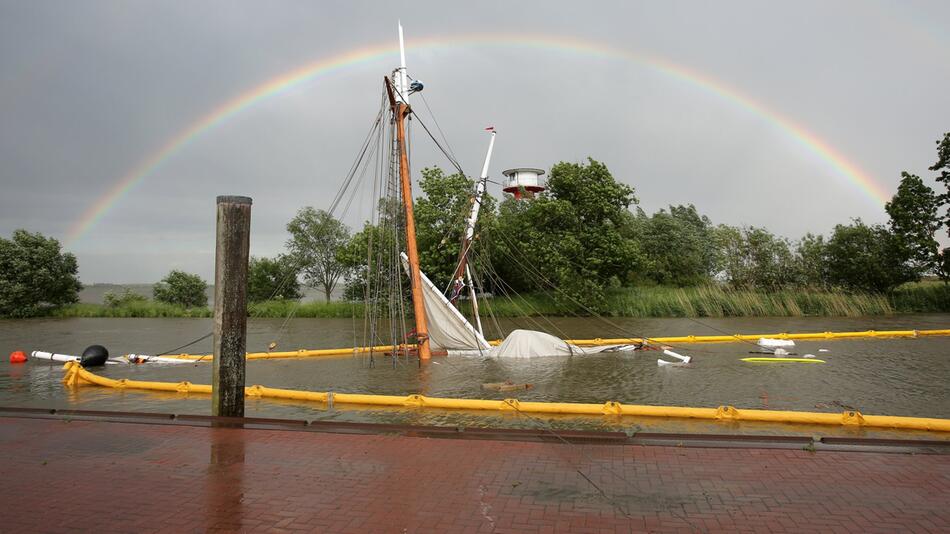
(0, 416, 947, 533)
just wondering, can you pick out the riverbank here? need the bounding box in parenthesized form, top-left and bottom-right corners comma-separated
(48, 283, 950, 318)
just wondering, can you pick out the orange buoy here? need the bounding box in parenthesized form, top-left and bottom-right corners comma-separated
(9, 351, 27, 364)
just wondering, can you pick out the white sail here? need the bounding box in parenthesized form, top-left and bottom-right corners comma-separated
(488, 329, 638, 358)
(400, 253, 491, 352)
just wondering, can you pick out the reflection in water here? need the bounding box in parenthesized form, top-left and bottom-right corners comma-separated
(418, 358, 431, 397)
(206, 426, 246, 531)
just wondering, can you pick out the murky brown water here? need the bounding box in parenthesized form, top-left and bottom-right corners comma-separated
(2, 315, 948, 437)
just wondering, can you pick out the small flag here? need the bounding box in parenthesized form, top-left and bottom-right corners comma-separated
(449, 278, 465, 301)
(485, 126, 495, 132)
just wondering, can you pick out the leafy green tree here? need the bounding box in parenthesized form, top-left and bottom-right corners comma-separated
(714, 225, 796, 289)
(247, 255, 302, 302)
(939, 247, 950, 283)
(793, 233, 829, 288)
(0, 230, 82, 317)
(824, 220, 914, 293)
(286, 207, 350, 301)
(337, 203, 403, 303)
(929, 132, 950, 235)
(103, 288, 147, 308)
(414, 167, 496, 286)
(153, 270, 208, 308)
(885, 172, 940, 275)
(491, 158, 640, 308)
(633, 205, 716, 286)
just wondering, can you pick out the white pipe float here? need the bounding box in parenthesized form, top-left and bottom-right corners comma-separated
(657, 349, 691, 366)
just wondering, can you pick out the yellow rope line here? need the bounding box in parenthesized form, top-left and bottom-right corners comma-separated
(61, 361, 950, 433)
(153, 328, 950, 361)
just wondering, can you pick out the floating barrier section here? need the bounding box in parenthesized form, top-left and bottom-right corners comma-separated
(60, 361, 950, 433)
(152, 328, 950, 361)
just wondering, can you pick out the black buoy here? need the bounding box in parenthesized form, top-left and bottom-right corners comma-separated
(80, 345, 109, 367)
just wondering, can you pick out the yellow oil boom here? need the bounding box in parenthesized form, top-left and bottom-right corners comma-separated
(152, 328, 950, 362)
(61, 361, 950, 433)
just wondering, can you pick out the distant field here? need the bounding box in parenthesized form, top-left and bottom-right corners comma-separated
(79, 283, 341, 304)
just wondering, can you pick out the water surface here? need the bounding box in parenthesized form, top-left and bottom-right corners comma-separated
(2, 315, 948, 438)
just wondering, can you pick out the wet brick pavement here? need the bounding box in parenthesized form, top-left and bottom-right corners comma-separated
(0, 416, 948, 533)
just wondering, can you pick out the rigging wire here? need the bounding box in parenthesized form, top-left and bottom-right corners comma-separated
(406, 108, 468, 180)
(417, 92, 460, 166)
(153, 92, 389, 360)
(409, 92, 751, 353)
(155, 332, 213, 357)
(265, 91, 388, 354)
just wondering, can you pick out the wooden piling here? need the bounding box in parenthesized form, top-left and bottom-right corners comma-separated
(212, 195, 252, 417)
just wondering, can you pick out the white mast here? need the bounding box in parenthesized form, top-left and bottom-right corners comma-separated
(450, 130, 495, 337)
(395, 21, 409, 104)
(464, 130, 495, 243)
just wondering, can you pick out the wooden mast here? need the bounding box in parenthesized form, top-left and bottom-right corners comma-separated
(386, 77, 431, 360)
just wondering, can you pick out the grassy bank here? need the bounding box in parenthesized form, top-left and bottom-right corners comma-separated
(51, 300, 361, 319)
(52, 301, 213, 318)
(49, 283, 950, 319)
(487, 283, 950, 318)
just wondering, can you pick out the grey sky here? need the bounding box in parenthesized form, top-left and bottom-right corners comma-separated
(1, 1, 948, 283)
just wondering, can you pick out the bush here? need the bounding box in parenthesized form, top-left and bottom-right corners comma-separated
(248, 255, 302, 302)
(0, 230, 82, 317)
(153, 270, 208, 308)
(103, 288, 148, 308)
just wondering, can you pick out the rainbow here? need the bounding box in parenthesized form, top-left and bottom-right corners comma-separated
(64, 34, 891, 246)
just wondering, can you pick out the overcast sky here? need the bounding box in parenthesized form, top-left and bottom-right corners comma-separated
(1, 1, 948, 283)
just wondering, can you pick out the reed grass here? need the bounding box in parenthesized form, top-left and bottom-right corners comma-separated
(888, 281, 950, 313)
(47, 282, 950, 319)
(247, 300, 363, 318)
(51, 301, 212, 318)
(52, 299, 363, 319)
(481, 286, 901, 318)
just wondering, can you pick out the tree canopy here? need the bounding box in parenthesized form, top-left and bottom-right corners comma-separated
(824, 220, 915, 293)
(153, 270, 208, 308)
(885, 172, 940, 275)
(930, 132, 950, 232)
(491, 159, 640, 308)
(414, 167, 496, 286)
(631, 205, 715, 286)
(286, 207, 350, 301)
(247, 255, 302, 302)
(0, 230, 82, 317)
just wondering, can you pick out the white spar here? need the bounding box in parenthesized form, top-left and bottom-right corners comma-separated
(125, 354, 195, 364)
(394, 21, 410, 103)
(30, 351, 122, 365)
(657, 349, 692, 366)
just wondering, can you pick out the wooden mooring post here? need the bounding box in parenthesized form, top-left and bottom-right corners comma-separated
(212, 195, 252, 417)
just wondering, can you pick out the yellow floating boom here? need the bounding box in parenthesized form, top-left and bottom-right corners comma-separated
(61, 361, 950, 433)
(153, 328, 950, 362)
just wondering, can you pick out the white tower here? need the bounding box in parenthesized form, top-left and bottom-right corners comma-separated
(502, 168, 546, 200)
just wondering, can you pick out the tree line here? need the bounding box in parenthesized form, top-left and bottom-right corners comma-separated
(1, 132, 948, 317)
(335, 132, 950, 310)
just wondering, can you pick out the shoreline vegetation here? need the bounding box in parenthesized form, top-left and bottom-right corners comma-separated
(47, 282, 950, 319)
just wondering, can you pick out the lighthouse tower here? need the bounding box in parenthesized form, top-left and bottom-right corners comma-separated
(502, 168, 545, 200)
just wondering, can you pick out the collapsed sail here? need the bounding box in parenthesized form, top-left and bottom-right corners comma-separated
(400, 253, 491, 352)
(488, 329, 637, 358)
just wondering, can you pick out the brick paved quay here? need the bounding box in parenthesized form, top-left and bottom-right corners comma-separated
(1, 415, 948, 533)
